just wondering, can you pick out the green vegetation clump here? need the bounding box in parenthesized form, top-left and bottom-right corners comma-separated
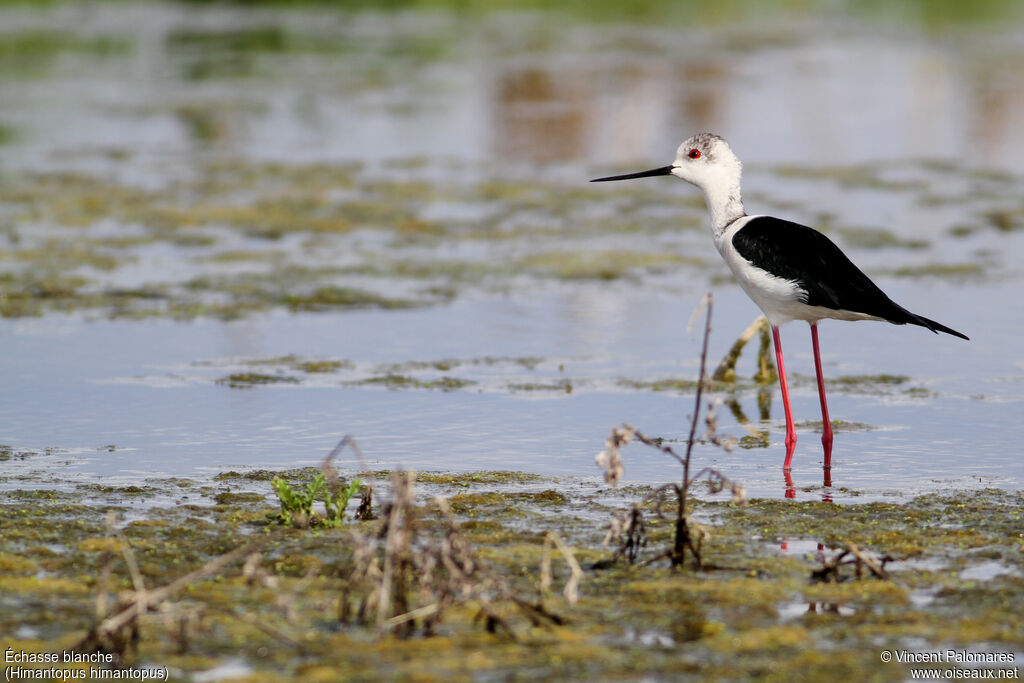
(0, 30, 130, 75)
(618, 376, 698, 393)
(215, 372, 301, 388)
(271, 471, 363, 528)
(516, 250, 696, 280)
(378, 470, 543, 485)
(884, 263, 986, 279)
(280, 286, 418, 311)
(506, 378, 573, 393)
(347, 374, 475, 391)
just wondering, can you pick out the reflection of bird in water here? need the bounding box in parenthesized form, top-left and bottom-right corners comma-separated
(592, 133, 968, 484)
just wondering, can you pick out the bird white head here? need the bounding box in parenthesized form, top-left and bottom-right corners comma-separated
(669, 133, 742, 190)
(592, 132, 746, 234)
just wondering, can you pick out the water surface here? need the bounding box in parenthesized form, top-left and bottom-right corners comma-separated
(2, 1, 1023, 502)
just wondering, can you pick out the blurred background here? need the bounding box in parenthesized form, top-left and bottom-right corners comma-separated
(2, 0, 1024, 500)
(5, 1, 1024, 169)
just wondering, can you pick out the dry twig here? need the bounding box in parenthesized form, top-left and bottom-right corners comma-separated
(595, 293, 745, 569)
(812, 542, 893, 583)
(77, 534, 272, 659)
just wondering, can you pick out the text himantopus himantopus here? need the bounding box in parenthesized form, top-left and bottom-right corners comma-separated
(591, 133, 969, 475)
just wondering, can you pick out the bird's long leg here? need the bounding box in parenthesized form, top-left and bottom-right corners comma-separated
(810, 322, 833, 474)
(771, 326, 797, 469)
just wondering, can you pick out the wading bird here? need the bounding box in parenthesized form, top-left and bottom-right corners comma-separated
(591, 133, 968, 475)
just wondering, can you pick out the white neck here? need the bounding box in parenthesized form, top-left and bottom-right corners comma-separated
(702, 179, 746, 237)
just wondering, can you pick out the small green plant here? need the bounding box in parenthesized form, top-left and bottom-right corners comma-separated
(271, 472, 364, 528)
(271, 473, 323, 527)
(324, 478, 363, 526)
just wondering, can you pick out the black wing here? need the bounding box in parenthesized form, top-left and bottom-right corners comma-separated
(731, 217, 968, 339)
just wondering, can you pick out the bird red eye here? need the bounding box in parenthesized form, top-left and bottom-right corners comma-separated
(688, 149, 701, 159)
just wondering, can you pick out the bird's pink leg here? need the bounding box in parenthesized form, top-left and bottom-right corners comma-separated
(810, 323, 833, 472)
(771, 326, 797, 469)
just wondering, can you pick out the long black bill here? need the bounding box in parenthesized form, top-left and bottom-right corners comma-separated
(590, 165, 674, 182)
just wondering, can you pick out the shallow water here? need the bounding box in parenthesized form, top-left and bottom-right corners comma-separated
(2, 2, 1024, 502)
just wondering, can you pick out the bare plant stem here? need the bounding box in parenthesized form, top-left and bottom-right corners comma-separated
(322, 434, 375, 521)
(598, 292, 744, 570)
(80, 535, 271, 652)
(674, 293, 713, 567)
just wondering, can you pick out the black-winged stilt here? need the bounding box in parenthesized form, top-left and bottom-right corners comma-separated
(591, 133, 968, 474)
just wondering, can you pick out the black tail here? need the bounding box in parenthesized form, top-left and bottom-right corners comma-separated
(904, 312, 970, 340)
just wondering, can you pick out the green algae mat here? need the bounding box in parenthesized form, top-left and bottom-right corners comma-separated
(1, 467, 1021, 681)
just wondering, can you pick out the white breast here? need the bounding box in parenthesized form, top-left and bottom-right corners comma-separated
(713, 216, 812, 326)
